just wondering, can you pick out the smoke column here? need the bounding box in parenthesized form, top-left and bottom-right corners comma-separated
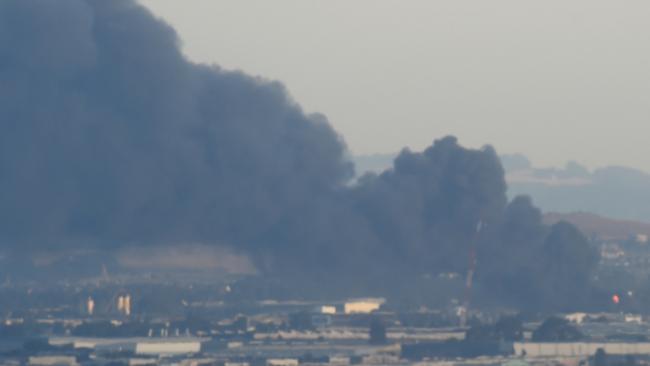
(0, 0, 598, 311)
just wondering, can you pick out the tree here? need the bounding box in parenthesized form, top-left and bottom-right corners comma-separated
(495, 316, 524, 341)
(465, 316, 523, 342)
(369, 317, 387, 345)
(532, 317, 583, 342)
(465, 324, 497, 342)
(289, 312, 313, 331)
(594, 348, 607, 366)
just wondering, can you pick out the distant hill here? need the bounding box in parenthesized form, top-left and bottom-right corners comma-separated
(543, 212, 650, 242)
(354, 153, 650, 222)
(503, 154, 650, 222)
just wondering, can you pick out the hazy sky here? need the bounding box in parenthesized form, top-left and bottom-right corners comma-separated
(140, 1, 650, 171)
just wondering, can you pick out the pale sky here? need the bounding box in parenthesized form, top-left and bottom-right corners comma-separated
(140, 1, 650, 171)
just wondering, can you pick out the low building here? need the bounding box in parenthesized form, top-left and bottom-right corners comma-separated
(28, 356, 78, 366)
(343, 298, 385, 314)
(49, 336, 207, 356)
(267, 358, 299, 366)
(135, 340, 201, 355)
(319, 306, 337, 315)
(514, 342, 650, 357)
(565, 313, 588, 324)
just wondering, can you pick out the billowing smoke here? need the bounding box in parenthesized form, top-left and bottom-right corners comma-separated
(0, 0, 597, 311)
(0, 0, 351, 249)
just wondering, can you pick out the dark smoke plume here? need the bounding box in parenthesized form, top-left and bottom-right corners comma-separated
(0, 0, 598, 311)
(0, 0, 351, 249)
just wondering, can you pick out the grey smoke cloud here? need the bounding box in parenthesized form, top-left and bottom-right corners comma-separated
(0, 0, 351, 250)
(0, 0, 597, 311)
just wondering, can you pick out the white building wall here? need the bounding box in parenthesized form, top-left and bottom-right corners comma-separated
(135, 341, 201, 355)
(343, 298, 385, 314)
(514, 342, 650, 357)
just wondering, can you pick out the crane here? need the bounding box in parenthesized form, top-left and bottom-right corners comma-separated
(459, 219, 483, 328)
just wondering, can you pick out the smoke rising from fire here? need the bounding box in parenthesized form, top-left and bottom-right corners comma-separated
(0, 0, 597, 311)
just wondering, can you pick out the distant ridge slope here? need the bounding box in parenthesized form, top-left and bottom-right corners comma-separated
(543, 211, 650, 241)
